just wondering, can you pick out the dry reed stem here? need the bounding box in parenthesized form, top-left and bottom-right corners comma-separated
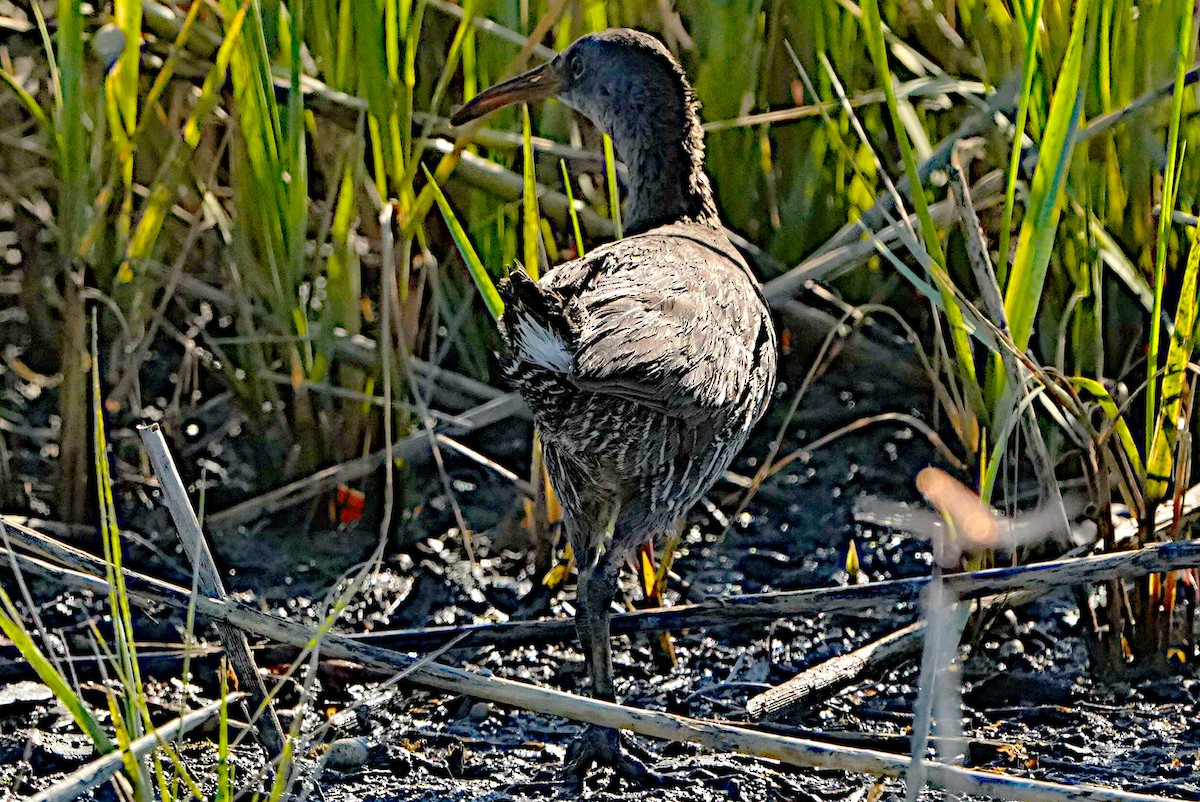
(7, 514, 1197, 653)
(138, 423, 286, 754)
(307, 536, 1200, 651)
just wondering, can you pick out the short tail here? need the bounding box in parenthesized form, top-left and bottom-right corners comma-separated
(500, 269, 577, 374)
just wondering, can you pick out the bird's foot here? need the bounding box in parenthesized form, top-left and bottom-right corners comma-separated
(563, 725, 675, 789)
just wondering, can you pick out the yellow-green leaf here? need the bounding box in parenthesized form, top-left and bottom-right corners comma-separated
(423, 165, 504, 322)
(1146, 224, 1200, 500)
(1003, 0, 1091, 352)
(1071, 376, 1145, 481)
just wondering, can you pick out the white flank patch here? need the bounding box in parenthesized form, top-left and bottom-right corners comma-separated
(515, 314, 572, 373)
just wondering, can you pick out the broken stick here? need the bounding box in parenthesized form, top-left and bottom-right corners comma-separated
(138, 423, 286, 756)
(747, 541, 1086, 720)
(748, 621, 923, 720)
(6, 511, 1199, 652)
(354, 538, 1200, 651)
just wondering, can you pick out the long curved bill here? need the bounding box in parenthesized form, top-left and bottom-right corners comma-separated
(450, 62, 562, 125)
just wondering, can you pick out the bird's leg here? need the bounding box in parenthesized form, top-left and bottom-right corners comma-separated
(565, 553, 673, 787)
(574, 502, 622, 703)
(575, 559, 618, 701)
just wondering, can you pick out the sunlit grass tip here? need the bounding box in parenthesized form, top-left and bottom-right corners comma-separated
(422, 164, 505, 323)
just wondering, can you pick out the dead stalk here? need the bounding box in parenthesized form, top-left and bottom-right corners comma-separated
(138, 423, 286, 755)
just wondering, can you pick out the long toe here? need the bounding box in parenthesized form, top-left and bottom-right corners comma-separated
(563, 725, 677, 789)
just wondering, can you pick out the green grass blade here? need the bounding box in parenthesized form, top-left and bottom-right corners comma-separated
(0, 69, 48, 128)
(140, 0, 206, 127)
(997, 0, 1046, 285)
(462, 24, 477, 103)
(108, 0, 143, 249)
(335, 0, 354, 88)
(104, 692, 149, 800)
(54, 0, 87, 251)
(1146, 0, 1196, 456)
(326, 152, 363, 335)
(395, 1, 476, 203)
(400, 0, 427, 161)
(354, 0, 399, 196)
(522, 103, 541, 279)
(152, 752, 170, 802)
(30, 1, 59, 102)
(423, 165, 504, 322)
(560, 159, 585, 257)
(1002, 0, 1091, 353)
(1086, 207, 1155, 312)
(216, 668, 232, 802)
(859, 0, 982, 418)
(0, 579, 113, 752)
(584, 0, 606, 32)
(93, 316, 149, 759)
(307, 0, 334, 75)
(602, 133, 623, 239)
(1070, 376, 1146, 481)
(286, 0, 308, 292)
(859, 0, 944, 269)
(184, 3, 249, 147)
(123, 2, 248, 283)
(1145, 222, 1200, 501)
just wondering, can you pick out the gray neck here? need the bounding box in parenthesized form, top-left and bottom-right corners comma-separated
(604, 96, 720, 235)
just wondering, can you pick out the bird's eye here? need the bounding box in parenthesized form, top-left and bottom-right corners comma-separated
(569, 56, 586, 82)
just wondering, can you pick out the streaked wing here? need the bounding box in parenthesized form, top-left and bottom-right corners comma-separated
(542, 227, 773, 419)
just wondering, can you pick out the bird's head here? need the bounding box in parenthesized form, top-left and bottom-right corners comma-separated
(450, 29, 690, 135)
(451, 29, 717, 233)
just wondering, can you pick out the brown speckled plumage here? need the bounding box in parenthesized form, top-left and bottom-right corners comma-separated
(452, 28, 777, 780)
(500, 223, 775, 565)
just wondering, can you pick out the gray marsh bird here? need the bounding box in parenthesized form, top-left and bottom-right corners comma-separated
(450, 29, 777, 783)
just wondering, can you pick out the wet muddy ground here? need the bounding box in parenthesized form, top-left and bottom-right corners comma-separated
(1, 309, 1199, 801)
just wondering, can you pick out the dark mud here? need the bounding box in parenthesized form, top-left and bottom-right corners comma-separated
(1, 309, 1199, 801)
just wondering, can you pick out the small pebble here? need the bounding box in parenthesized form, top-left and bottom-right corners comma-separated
(468, 701, 493, 722)
(999, 640, 1025, 658)
(1057, 740, 1092, 759)
(324, 737, 371, 770)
